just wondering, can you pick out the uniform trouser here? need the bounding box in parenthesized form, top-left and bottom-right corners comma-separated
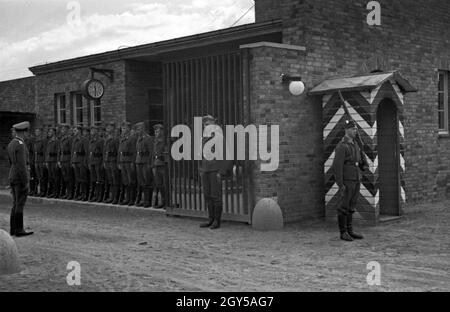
(120, 162, 136, 186)
(46, 162, 57, 194)
(90, 164, 104, 183)
(61, 162, 74, 196)
(29, 164, 37, 193)
(10, 183, 28, 233)
(153, 165, 167, 188)
(73, 163, 88, 183)
(36, 162, 47, 194)
(136, 163, 153, 187)
(337, 181, 360, 216)
(105, 162, 120, 186)
(201, 171, 223, 221)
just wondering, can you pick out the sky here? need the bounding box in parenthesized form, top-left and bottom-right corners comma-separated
(0, 0, 255, 81)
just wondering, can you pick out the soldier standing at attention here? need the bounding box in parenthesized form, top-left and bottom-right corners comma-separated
(152, 124, 168, 209)
(71, 125, 89, 201)
(54, 125, 63, 198)
(135, 122, 154, 208)
(58, 124, 74, 199)
(45, 127, 58, 198)
(88, 125, 104, 202)
(118, 122, 137, 205)
(8, 121, 34, 237)
(103, 122, 120, 204)
(198, 115, 233, 229)
(332, 120, 366, 241)
(34, 126, 47, 197)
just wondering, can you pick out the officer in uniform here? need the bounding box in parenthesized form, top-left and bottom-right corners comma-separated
(71, 125, 89, 201)
(8, 121, 34, 237)
(24, 127, 37, 196)
(58, 124, 74, 199)
(103, 122, 120, 204)
(34, 126, 47, 197)
(332, 120, 367, 241)
(118, 122, 137, 205)
(88, 125, 105, 202)
(135, 122, 154, 208)
(198, 115, 233, 229)
(152, 124, 168, 209)
(44, 127, 58, 198)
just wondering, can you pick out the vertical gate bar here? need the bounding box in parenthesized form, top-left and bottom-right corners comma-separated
(162, 63, 169, 207)
(233, 53, 240, 216)
(169, 63, 175, 208)
(195, 58, 200, 212)
(200, 57, 205, 213)
(190, 59, 197, 211)
(176, 61, 182, 210)
(181, 61, 187, 210)
(227, 53, 234, 215)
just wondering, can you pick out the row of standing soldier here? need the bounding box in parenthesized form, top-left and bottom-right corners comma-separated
(25, 122, 168, 209)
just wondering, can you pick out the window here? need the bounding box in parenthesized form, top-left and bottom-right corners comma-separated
(438, 71, 450, 134)
(71, 92, 85, 126)
(55, 93, 67, 124)
(90, 99, 102, 126)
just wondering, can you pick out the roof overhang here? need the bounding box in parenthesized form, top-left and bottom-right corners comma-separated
(29, 20, 282, 75)
(308, 71, 418, 95)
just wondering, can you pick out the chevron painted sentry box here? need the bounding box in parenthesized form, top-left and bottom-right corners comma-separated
(310, 71, 417, 224)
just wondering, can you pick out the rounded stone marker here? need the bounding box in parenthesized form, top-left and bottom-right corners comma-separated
(0, 229, 21, 275)
(252, 198, 284, 231)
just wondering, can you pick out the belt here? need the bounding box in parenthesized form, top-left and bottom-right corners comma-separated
(36, 153, 44, 156)
(63, 152, 71, 155)
(107, 152, 117, 156)
(74, 152, 85, 156)
(121, 152, 133, 156)
(49, 153, 57, 157)
(92, 153, 103, 157)
(345, 161, 359, 167)
(137, 152, 150, 156)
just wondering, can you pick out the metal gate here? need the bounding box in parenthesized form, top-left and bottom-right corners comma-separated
(162, 52, 251, 222)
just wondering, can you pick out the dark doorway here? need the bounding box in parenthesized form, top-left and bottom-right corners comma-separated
(377, 99, 400, 216)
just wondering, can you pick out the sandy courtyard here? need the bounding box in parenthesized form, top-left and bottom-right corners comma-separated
(0, 194, 449, 292)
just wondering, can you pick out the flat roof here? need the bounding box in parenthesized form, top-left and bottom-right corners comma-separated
(29, 20, 282, 75)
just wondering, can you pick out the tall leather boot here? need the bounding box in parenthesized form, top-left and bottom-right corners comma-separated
(120, 185, 129, 205)
(338, 215, 353, 241)
(103, 184, 110, 202)
(75, 183, 83, 200)
(10, 212, 16, 236)
(81, 183, 89, 201)
(97, 183, 105, 203)
(153, 188, 159, 207)
(106, 185, 115, 204)
(143, 187, 152, 208)
(155, 187, 166, 209)
(347, 213, 364, 239)
(14, 213, 33, 237)
(60, 182, 67, 199)
(89, 182, 97, 202)
(28, 180, 35, 196)
(135, 187, 143, 206)
(47, 182, 54, 198)
(200, 202, 214, 228)
(210, 203, 222, 229)
(111, 186, 120, 205)
(128, 185, 137, 206)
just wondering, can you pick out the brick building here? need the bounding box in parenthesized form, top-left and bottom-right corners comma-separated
(0, 0, 449, 225)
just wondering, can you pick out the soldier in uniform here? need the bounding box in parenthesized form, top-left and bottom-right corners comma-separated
(118, 122, 138, 205)
(135, 122, 154, 207)
(71, 125, 89, 201)
(332, 120, 366, 241)
(34, 126, 47, 197)
(24, 128, 37, 196)
(58, 124, 74, 199)
(152, 124, 168, 209)
(8, 121, 34, 237)
(103, 122, 120, 204)
(53, 125, 63, 198)
(198, 115, 233, 229)
(44, 127, 59, 198)
(88, 125, 105, 202)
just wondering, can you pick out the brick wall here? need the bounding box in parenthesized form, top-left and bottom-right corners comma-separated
(244, 44, 324, 222)
(125, 60, 162, 128)
(34, 61, 126, 126)
(0, 76, 36, 113)
(254, 0, 450, 209)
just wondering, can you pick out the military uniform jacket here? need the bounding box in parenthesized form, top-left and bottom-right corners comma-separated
(34, 138, 47, 164)
(45, 138, 59, 163)
(8, 137, 29, 185)
(332, 136, 363, 188)
(198, 133, 233, 175)
(152, 137, 168, 167)
(104, 136, 119, 163)
(135, 134, 154, 164)
(88, 137, 104, 165)
(118, 134, 137, 163)
(71, 136, 88, 164)
(25, 137, 35, 165)
(59, 135, 73, 163)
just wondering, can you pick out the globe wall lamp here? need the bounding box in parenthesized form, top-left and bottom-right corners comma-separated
(281, 74, 305, 96)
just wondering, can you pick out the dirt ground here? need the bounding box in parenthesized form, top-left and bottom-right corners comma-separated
(0, 195, 449, 292)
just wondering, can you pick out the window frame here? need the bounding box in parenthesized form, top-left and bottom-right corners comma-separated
(55, 93, 67, 124)
(89, 98, 102, 126)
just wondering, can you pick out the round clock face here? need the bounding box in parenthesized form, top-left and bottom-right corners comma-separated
(85, 79, 104, 99)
